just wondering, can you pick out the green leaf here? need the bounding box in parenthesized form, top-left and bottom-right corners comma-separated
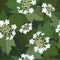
(26, 44, 42, 59)
(26, 5, 43, 22)
(12, 56, 19, 60)
(37, 21, 53, 37)
(6, 0, 17, 14)
(43, 0, 57, 7)
(43, 40, 58, 57)
(9, 14, 29, 31)
(14, 29, 37, 49)
(0, 10, 7, 19)
(50, 14, 59, 27)
(0, 38, 16, 55)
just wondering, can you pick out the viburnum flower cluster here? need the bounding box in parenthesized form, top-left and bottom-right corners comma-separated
(42, 3, 55, 17)
(55, 21, 60, 36)
(29, 31, 51, 54)
(0, 20, 17, 40)
(17, 0, 36, 14)
(19, 23, 32, 34)
(19, 54, 34, 60)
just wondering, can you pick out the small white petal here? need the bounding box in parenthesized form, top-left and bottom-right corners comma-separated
(17, 6, 20, 9)
(12, 24, 17, 30)
(5, 20, 9, 25)
(0, 32, 4, 38)
(12, 30, 16, 36)
(38, 48, 45, 54)
(0, 21, 4, 27)
(10, 35, 14, 40)
(28, 55, 34, 60)
(29, 39, 35, 44)
(19, 29, 23, 33)
(45, 44, 51, 49)
(21, 54, 26, 58)
(42, 3, 47, 7)
(29, 8, 34, 13)
(17, 0, 22, 3)
(41, 33, 45, 36)
(31, 0, 36, 5)
(23, 10, 28, 14)
(45, 37, 50, 43)
(34, 46, 38, 52)
(19, 58, 22, 60)
(6, 37, 9, 40)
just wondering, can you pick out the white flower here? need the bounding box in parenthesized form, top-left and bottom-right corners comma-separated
(28, 55, 34, 60)
(18, 10, 23, 13)
(0, 32, 4, 38)
(0, 20, 4, 27)
(45, 37, 50, 43)
(10, 35, 14, 40)
(19, 54, 34, 60)
(19, 58, 22, 60)
(12, 24, 17, 30)
(38, 48, 45, 54)
(42, 3, 55, 17)
(6, 37, 9, 40)
(29, 8, 34, 13)
(17, 0, 22, 3)
(29, 39, 35, 44)
(17, 6, 20, 9)
(17, 0, 36, 14)
(29, 31, 50, 54)
(21, 54, 26, 58)
(42, 3, 47, 8)
(31, 0, 36, 5)
(34, 46, 39, 52)
(12, 30, 16, 36)
(45, 44, 51, 49)
(19, 23, 32, 34)
(55, 28, 60, 32)
(5, 20, 9, 25)
(33, 34, 37, 38)
(0, 20, 17, 40)
(55, 21, 60, 36)
(23, 10, 28, 14)
(41, 33, 45, 36)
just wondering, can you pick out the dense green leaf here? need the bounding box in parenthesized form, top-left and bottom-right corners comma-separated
(0, 38, 15, 55)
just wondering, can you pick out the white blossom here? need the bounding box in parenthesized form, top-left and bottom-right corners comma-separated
(29, 31, 51, 54)
(19, 54, 34, 60)
(29, 39, 35, 44)
(0, 32, 4, 38)
(17, 0, 36, 14)
(29, 8, 34, 13)
(0, 20, 17, 40)
(5, 20, 9, 25)
(55, 21, 60, 36)
(0, 20, 4, 27)
(19, 23, 32, 34)
(42, 3, 55, 17)
(11, 24, 17, 30)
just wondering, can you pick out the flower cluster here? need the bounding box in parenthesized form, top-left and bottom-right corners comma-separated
(19, 23, 32, 34)
(55, 21, 60, 36)
(42, 3, 55, 17)
(19, 54, 34, 60)
(0, 20, 17, 40)
(29, 31, 50, 54)
(17, 0, 36, 14)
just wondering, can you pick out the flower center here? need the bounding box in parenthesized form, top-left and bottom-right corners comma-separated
(20, 0, 31, 10)
(0, 24, 11, 36)
(23, 24, 29, 30)
(35, 37, 45, 48)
